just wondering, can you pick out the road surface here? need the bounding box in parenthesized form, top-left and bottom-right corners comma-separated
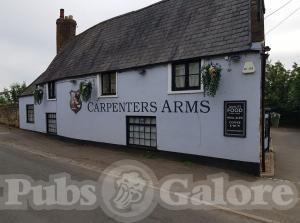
(0, 144, 259, 223)
(272, 127, 300, 182)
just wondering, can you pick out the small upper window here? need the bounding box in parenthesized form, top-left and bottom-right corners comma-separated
(172, 61, 201, 91)
(48, 81, 56, 99)
(101, 72, 117, 96)
(26, 104, 34, 123)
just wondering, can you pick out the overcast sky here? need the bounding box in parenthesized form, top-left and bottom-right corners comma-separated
(0, 0, 299, 90)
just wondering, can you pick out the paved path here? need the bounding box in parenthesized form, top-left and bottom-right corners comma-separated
(272, 128, 300, 183)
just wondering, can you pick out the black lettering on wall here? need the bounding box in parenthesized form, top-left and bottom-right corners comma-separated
(112, 103, 118, 112)
(162, 100, 172, 113)
(100, 103, 106, 112)
(127, 102, 133, 112)
(94, 103, 100, 112)
(141, 102, 149, 113)
(200, 100, 210, 113)
(133, 102, 141, 112)
(119, 103, 126, 112)
(185, 101, 198, 113)
(86, 100, 211, 114)
(87, 102, 94, 112)
(107, 103, 112, 112)
(150, 102, 157, 113)
(174, 101, 184, 113)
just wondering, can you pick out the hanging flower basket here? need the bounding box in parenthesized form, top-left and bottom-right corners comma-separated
(79, 81, 93, 102)
(201, 64, 222, 97)
(33, 88, 44, 105)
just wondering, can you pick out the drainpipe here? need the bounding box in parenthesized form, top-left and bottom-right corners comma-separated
(261, 46, 270, 173)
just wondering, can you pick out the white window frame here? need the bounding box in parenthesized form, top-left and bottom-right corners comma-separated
(46, 82, 57, 101)
(167, 62, 204, 95)
(97, 72, 118, 98)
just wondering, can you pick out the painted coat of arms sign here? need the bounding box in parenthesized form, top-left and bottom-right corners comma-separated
(70, 90, 82, 113)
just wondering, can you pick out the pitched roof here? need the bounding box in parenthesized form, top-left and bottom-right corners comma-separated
(21, 82, 36, 97)
(23, 0, 253, 95)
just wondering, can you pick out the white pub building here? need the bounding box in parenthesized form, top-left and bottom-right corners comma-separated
(19, 0, 268, 175)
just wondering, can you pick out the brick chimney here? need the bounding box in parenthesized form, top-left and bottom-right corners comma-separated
(56, 9, 77, 54)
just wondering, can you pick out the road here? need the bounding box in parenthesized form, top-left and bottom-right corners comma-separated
(0, 144, 259, 223)
(272, 127, 300, 182)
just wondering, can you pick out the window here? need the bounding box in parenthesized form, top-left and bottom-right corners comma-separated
(101, 72, 116, 96)
(46, 113, 57, 135)
(48, 81, 56, 99)
(127, 116, 157, 148)
(26, 104, 34, 123)
(172, 61, 201, 91)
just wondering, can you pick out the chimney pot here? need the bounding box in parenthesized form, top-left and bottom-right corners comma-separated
(60, 9, 64, 18)
(56, 9, 77, 54)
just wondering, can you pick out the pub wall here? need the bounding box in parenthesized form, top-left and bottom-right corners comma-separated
(19, 52, 262, 163)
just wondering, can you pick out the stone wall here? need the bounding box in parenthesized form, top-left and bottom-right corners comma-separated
(0, 104, 19, 127)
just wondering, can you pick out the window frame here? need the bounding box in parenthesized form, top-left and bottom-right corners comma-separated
(46, 113, 57, 135)
(171, 60, 202, 92)
(47, 81, 56, 100)
(26, 104, 34, 124)
(97, 72, 118, 98)
(126, 116, 157, 149)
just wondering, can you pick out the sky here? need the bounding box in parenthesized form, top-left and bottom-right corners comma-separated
(0, 0, 299, 90)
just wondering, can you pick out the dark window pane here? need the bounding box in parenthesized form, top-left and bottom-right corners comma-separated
(26, 105, 34, 123)
(127, 116, 157, 148)
(111, 73, 116, 94)
(48, 82, 56, 99)
(102, 74, 110, 95)
(46, 113, 57, 135)
(102, 73, 116, 95)
(175, 64, 185, 77)
(189, 62, 199, 75)
(189, 74, 200, 87)
(172, 61, 201, 91)
(189, 62, 200, 87)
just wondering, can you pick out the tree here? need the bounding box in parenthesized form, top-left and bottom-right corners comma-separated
(0, 95, 6, 104)
(289, 63, 300, 111)
(0, 82, 27, 105)
(265, 62, 290, 111)
(265, 61, 300, 126)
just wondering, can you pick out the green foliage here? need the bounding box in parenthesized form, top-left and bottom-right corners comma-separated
(265, 62, 289, 110)
(0, 82, 27, 105)
(79, 81, 92, 102)
(33, 88, 44, 105)
(289, 63, 300, 110)
(265, 62, 300, 126)
(265, 62, 300, 112)
(0, 95, 6, 104)
(201, 64, 222, 97)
